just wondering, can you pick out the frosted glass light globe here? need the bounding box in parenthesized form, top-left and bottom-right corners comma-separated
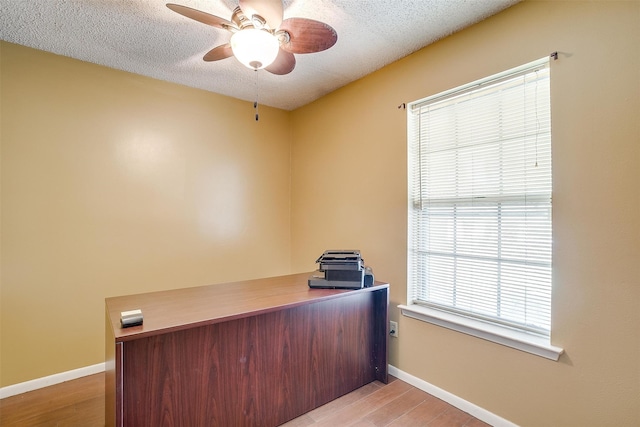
(230, 28, 279, 70)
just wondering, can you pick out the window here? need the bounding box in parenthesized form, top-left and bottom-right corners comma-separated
(403, 58, 563, 360)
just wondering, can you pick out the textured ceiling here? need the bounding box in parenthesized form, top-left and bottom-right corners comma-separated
(0, 0, 519, 110)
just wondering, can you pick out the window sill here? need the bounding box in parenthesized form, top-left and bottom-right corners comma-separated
(398, 304, 564, 361)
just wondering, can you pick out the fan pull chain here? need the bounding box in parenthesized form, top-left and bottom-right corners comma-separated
(254, 69, 259, 121)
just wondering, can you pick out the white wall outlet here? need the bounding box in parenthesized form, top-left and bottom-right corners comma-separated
(389, 320, 398, 338)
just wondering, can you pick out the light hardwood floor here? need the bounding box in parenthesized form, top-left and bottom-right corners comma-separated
(0, 373, 490, 426)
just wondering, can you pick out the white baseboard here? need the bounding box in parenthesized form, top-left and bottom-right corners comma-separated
(0, 363, 105, 399)
(388, 364, 518, 427)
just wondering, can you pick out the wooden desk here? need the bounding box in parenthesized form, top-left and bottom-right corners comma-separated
(105, 273, 388, 426)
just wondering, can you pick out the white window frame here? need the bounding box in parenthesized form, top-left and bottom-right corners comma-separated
(401, 58, 563, 360)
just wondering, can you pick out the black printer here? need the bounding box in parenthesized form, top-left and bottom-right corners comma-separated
(308, 250, 374, 289)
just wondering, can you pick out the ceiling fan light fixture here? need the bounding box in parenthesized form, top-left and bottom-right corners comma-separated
(167, 1, 337, 76)
(230, 28, 279, 70)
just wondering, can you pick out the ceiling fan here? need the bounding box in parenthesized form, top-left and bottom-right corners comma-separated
(167, 0, 338, 75)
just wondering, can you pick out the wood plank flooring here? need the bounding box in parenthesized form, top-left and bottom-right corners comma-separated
(0, 373, 104, 427)
(0, 373, 490, 426)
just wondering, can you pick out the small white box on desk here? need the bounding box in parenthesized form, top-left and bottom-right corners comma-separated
(120, 309, 143, 328)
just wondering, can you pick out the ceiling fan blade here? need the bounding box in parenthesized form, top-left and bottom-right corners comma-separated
(239, 0, 283, 29)
(279, 18, 337, 54)
(166, 4, 234, 30)
(265, 49, 296, 75)
(203, 44, 233, 61)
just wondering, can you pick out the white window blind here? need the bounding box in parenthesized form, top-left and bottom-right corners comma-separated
(407, 58, 552, 337)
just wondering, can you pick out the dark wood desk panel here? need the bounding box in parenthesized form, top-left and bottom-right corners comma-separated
(105, 273, 388, 426)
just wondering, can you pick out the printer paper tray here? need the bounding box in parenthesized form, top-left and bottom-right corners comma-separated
(308, 278, 364, 289)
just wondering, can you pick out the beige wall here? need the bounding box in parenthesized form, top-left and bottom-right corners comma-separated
(291, 1, 639, 426)
(0, 42, 292, 386)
